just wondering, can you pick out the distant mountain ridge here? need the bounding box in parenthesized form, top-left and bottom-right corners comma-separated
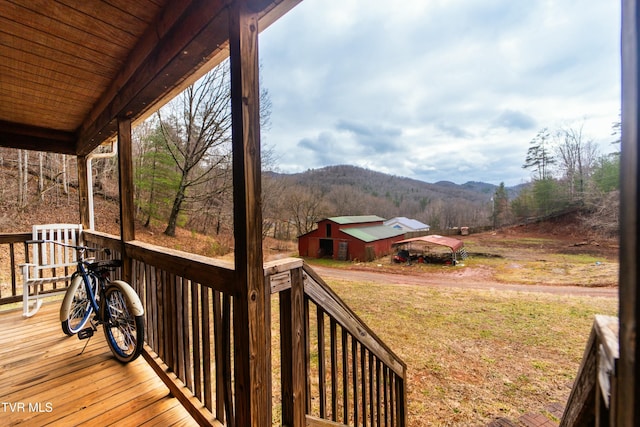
(269, 165, 524, 203)
(266, 165, 527, 228)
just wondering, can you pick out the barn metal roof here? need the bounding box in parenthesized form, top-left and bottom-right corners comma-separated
(328, 215, 386, 225)
(393, 235, 465, 252)
(384, 217, 430, 231)
(341, 225, 405, 243)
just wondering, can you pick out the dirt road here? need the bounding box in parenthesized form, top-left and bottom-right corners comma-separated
(311, 265, 619, 298)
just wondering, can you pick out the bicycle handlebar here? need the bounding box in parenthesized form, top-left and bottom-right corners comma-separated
(26, 239, 112, 256)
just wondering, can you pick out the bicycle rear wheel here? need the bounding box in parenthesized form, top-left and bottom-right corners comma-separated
(101, 284, 144, 363)
(60, 274, 97, 336)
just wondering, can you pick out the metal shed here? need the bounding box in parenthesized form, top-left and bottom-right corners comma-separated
(392, 234, 467, 264)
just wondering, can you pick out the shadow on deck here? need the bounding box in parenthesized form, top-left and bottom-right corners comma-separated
(0, 301, 197, 426)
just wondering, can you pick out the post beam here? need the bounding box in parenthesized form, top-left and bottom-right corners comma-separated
(229, 0, 271, 425)
(117, 117, 135, 283)
(619, 0, 639, 424)
(77, 155, 91, 230)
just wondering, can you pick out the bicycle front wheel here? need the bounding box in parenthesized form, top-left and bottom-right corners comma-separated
(101, 284, 144, 363)
(60, 274, 97, 336)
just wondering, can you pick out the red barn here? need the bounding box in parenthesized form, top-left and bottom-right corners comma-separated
(298, 215, 406, 262)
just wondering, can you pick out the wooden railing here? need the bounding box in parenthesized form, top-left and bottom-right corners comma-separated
(267, 259, 407, 427)
(0, 230, 103, 305)
(0, 232, 34, 305)
(1, 230, 406, 426)
(560, 315, 619, 427)
(83, 231, 237, 426)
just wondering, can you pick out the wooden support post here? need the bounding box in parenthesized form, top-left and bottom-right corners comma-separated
(77, 155, 91, 230)
(117, 117, 135, 284)
(229, 1, 271, 426)
(279, 267, 307, 426)
(619, 0, 640, 424)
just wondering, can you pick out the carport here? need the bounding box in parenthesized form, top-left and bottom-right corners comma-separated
(392, 235, 467, 265)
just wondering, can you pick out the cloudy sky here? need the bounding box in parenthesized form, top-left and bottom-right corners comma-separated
(258, 0, 621, 186)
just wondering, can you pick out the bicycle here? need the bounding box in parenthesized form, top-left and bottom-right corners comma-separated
(29, 239, 145, 363)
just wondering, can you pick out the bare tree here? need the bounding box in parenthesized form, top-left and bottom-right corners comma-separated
(325, 185, 371, 216)
(17, 149, 28, 209)
(282, 185, 328, 236)
(157, 61, 233, 237)
(581, 190, 619, 237)
(261, 173, 285, 239)
(38, 152, 44, 200)
(555, 125, 599, 203)
(153, 58, 272, 237)
(61, 154, 69, 195)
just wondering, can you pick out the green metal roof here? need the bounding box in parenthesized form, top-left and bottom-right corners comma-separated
(341, 225, 405, 243)
(328, 215, 386, 225)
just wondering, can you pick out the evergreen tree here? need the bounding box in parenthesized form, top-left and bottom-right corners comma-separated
(532, 177, 560, 216)
(591, 153, 620, 193)
(135, 125, 181, 227)
(523, 128, 555, 180)
(491, 182, 509, 228)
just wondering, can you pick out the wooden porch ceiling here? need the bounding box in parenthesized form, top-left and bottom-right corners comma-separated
(0, 0, 300, 156)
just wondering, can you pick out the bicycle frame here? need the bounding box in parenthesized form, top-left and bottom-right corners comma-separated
(57, 242, 120, 335)
(75, 261, 102, 317)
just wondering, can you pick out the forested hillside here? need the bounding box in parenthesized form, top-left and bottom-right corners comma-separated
(0, 121, 620, 244)
(0, 147, 510, 238)
(265, 165, 511, 235)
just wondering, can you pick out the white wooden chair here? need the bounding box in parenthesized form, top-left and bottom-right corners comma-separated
(20, 224, 83, 317)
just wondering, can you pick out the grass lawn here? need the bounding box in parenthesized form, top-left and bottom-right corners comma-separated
(310, 278, 618, 426)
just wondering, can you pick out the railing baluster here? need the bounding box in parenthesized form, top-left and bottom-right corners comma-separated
(156, 268, 165, 361)
(317, 306, 327, 418)
(191, 280, 202, 401)
(146, 262, 156, 350)
(362, 347, 367, 427)
(383, 365, 389, 427)
(9, 243, 16, 297)
(304, 297, 312, 414)
(279, 287, 294, 424)
(222, 294, 235, 426)
(278, 265, 306, 427)
(388, 371, 396, 426)
(353, 336, 359, 426)
(213, 290, 225, 421)
(376, 358, 381, 427)
(182, 278, 193, 391)
(342, 327, 349, 424)
(396, 376, 404, 426)
(369, 350, 374, 427)
(175, 276, 185, 383)
(201, 286, 212, 411)
(330, 317, 338, 421)
(166, 272, 176, 371)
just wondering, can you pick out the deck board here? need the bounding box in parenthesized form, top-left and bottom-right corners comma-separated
(0, 301, 197, 426)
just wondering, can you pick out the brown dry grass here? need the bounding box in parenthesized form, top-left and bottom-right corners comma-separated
(325, 280, 617, 426)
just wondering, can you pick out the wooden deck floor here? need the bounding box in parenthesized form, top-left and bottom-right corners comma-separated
(0, 301, 197, 426)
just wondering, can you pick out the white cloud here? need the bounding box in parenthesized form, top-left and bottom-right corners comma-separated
(260, 0, 621, 186)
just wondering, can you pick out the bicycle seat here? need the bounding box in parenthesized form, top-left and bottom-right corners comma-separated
(88, 259, 123, 270)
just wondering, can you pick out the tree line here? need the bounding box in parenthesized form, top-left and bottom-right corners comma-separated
(491, 123, 620, 236)
(263, 165, 495, 239)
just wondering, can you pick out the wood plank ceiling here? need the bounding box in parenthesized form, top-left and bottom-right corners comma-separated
(0, 0, 300, 156)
